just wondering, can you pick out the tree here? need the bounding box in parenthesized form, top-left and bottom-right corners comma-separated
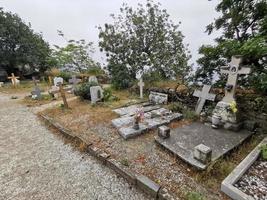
(0, 8, 51, 74)
(195, 0, 267, 93)
(98, 0, 191, 89)
(52, 30, 100, 73)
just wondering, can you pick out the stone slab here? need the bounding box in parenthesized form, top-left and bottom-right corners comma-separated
(155, 122, 254, 170)
(136, 174, 161, 198)
(221, 137, 267, 200)
(113, 103, 160, 117)
(119, 112, 182, 139)
(112, 108, 170, 128)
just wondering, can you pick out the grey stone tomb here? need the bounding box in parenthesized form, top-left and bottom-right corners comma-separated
(193, 85, 216, 115)
(149, 91, 168, 104)
(155, 122, 253, 170)
(212, 56, 251, 130)
(90, 86, 103, 104)
(138, 77, 145, 99)
(88, 76, 98, 84)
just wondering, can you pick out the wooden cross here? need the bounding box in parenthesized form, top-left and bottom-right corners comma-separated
(58, 83, 69, 109)
(8, 73, 19, 87)
(138, 77, 145, 99)
(48, 76, 53, 86)
(221, 56, 251, 103)
(193, 85, 216, 115)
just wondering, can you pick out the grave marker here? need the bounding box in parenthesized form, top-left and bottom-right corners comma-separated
(193, 85, 216, 115)
(88, 76, 98, 84)
(90, 86, 103, 104)
(220, 56, 251, 103)
(58, 83, 69, 108)
(149, 91, 168, 104)
(53, 77, 64, 86)
(8, 73, 20, 87)
(138, 77, 145, 99)
(68, 75, 81, 92)
(31, 76, 41, 100)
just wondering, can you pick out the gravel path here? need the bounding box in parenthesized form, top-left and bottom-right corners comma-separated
(0, 93, 150, 200)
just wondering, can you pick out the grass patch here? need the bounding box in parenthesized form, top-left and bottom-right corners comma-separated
(193, 134, 263, 190)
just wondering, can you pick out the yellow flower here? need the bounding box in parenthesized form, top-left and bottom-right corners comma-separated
(230, 101, 238, 113)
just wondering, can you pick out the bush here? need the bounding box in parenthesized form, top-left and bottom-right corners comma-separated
(74, 82, 98, 100)
(103, 88, 112, 101)
(58, 71, 72, 82)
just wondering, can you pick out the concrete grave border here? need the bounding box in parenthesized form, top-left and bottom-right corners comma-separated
(221, 137, 267, 200)
(40, 114, 178, 200)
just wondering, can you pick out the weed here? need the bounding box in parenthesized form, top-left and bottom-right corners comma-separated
(186, 191, 205, 200)
(120, 158, 130, 167)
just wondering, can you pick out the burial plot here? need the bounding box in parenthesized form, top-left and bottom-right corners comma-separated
(193, 85, 216, 115)
(155, 122, 253, 170)
(112, 104, 182, 139)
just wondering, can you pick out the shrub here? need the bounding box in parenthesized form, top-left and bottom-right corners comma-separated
(58, 71, 72, 82)
(103, 88, 112, 101)
(74, 82, 98, 100)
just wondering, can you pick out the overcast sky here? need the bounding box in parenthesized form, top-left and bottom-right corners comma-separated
(1, 0, 221, 67)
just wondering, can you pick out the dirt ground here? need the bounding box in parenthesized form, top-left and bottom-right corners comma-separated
(40, 98, 264, 200)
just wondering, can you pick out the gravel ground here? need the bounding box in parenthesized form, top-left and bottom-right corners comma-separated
(0, 93, 150, 200)
(235, 157, 267, 200)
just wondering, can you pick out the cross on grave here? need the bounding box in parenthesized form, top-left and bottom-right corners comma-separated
(220, 56, 251, 103)
(193, 85, 216, 115)
(68, 75, 81, 91)
(138, 77, 145, 99)
(8, 73, 19, 87)
(31, 76, 41, 100)
(58, 82, 69, 109)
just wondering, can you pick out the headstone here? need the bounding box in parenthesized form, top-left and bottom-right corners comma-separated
(212, 56, 251, 130)
(149, 91, 168, 104)
(53, 77, 64, 86)
(158, 126, 170, 139)
(138, 77, 145, 99)
(193, 144, 212, 164)
(68, 75, 81, 92)
(31, 77, 41, 100)
(8, 73, 20, 87)
(193, 85, 216, 115)
(88, 76, 98, 84)
(0, 82, 4, 87)
(90, 86, 103, 104)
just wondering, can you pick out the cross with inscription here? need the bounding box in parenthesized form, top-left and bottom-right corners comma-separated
(193, 85, 216, 115)
(221, 56, 251, 103)
(138, 77, 145, 99)
(8, 73, 19, 87)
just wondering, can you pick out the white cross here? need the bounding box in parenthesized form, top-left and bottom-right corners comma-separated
(221, 56, 251, 103)
(193, 85, 216, 114)
(138, 77, 145, 99)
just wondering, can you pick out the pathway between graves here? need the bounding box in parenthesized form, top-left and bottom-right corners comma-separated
(0, 93, 150, 200)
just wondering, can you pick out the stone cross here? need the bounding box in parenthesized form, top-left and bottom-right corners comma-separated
(138, 77, 144, 99)
(193, 85, 216, 114)
(221, 56, 251, 103)
(8, 73, 20, 87)
(68, 75, 80, 91)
